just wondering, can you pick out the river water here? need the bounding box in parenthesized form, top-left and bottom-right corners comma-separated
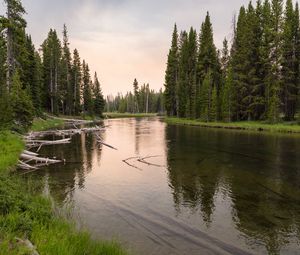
(32, 117, 300, 254)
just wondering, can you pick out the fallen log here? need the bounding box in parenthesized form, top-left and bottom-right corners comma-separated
(20, 153, 62, 164)
(25, 127, 105, 139)
(96, 134, 118, 150)
(18, 160, 37, 170)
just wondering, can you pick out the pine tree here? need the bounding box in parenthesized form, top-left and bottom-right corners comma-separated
(3, 0, 26, 91)
(210, 86, 218, 121)
(72, 49, 82, 115)
(61, 24, 72, 115)
(220, 38, 230, 76)
(82, 60, 93, 115)
(294, 3, 300, 119)
(177, 31, 189, 117)
(199, 71, 211, 122)
(10, 70, 34, 130)
(281, 0, 298, 120)
(133, 78, 139, 113)
(268, 0, 284, 123)
(0, 23, 13, 129)
(186, 27, 197, 118)
(249, 0, 265, 120)
(164, 24, 179, 116)
(93, 72, 105, 116)
(42, 29, 62, 114)
(221, 66, 234, 122)
(196, 12, 220, 118)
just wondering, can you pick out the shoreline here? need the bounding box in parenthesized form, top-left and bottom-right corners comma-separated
(0, 118, 127, 255)
(165, 117, 300, 134)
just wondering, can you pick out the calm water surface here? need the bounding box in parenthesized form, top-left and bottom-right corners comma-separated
(33, 118, 300, 255)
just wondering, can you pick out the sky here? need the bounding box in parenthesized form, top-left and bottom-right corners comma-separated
(0, 0, 251, 95)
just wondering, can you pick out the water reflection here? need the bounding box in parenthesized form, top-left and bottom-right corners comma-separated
(166, 125, 300, 254)
(29, 119, 300, 254)
(37, 132, 103, 205)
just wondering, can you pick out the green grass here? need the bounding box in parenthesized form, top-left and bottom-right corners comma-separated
(104, 112, 158, 119)
(31, 118, 65, 131)
(0, 131, 128, 254)
(0, 131, 24, 173)
(165, 117, 300, 134)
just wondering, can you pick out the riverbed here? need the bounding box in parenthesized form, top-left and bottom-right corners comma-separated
(30, 117, 300, 254)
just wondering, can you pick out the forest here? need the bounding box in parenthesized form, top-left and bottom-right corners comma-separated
(0, 0, 105, 132)
(164, 0, 300, 123)
(105, 79, 164, 113)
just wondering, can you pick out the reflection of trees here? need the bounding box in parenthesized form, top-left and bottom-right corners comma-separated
(37, 132, 102, 205)
(166, 125, 220, 223)
(229, 135, 300, 255)
(166, 125, 300, 254)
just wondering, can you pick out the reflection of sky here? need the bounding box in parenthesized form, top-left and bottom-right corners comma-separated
(0, 0, 253, 94)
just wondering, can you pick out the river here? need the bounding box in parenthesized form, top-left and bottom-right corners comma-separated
(31, 117, 300, 255)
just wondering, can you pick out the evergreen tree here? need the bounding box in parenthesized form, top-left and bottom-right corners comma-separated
(177, 31, 189, 117)
(10, 70, 34, 130)
(42, 29, 62, 114)
(220, 38, 230, 76)
(93, 72, 105, 116)
(196, 12, 220, 118)
(82, 60, 93, 114)
(3, 0, 26, 91)
(61, 24, 72, 115)
(72, 49, 82, 115)
(133, 78, 139, 113)
(0, 24, 12, 129)
(268, 0, 284, 122)
(164, 24, 179, 116)
(199, 71, 211, 122)
(281, 0, 298, 120)
(186, 27, 197, 118)
(221, 66, 234, 122)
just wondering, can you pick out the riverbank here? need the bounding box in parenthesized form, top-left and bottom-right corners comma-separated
(104, 112, 158, 119)
(0, 121, 127, 254)
(165, 117, 300, 134)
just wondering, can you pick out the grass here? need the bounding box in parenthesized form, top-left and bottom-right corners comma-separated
(0, 131, 24, 173)
(104, 112, 158, 119)
(31, 118, 65, 132)
(0, 130, 128, 254)
(165, 117, 300, 134)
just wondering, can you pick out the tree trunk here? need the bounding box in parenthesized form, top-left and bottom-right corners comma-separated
(6, 3, 13, 91)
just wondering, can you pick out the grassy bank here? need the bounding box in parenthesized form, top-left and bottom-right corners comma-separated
(104, 112, 158, 119)
(165, 117, 300, 134)
(31, 118, 65, 132)
(0, 128, 127, 254)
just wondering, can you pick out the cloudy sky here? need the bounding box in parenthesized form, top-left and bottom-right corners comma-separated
(1, 0, 251, 95)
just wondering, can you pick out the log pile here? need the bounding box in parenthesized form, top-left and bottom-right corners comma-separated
(18, 123, 107, 171)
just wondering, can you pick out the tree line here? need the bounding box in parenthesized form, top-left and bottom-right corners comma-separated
(105, 78, 164, 114)
(0, 0, 105, 131)
(164, 0, 300, 123)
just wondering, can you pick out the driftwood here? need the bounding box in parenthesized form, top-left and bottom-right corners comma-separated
(122, 155, 165, 170)
(26, 126, 105, 139)
(20, 153, 62, 164)
(19, 123, 107, 172)
(18, 150, 63, 171)
(96, 134, 118, 150)
(122, 157, 142, 171)
(137, 156, 165, 168)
